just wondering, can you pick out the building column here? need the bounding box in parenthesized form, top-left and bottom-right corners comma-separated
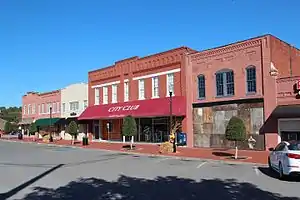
(182, 53, 194, 147)
(262, 37, 279, 150)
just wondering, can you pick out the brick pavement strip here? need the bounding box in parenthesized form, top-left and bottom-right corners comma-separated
(0, 137, 268, 165)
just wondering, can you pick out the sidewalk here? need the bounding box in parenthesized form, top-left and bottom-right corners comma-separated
(1, 137, 269, 165)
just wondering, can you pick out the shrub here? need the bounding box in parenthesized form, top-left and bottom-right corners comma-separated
(4, 122, 12, 133)
(225, 116, 246, 142)
(67, 121, 78, 140)
(122, 116, 137, 137)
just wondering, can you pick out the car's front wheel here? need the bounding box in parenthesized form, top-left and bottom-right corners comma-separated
(278, 162, 285, 180)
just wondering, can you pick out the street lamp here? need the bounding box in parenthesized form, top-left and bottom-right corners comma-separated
(49, 107, 53, 142)
(169, 91, 176, 153)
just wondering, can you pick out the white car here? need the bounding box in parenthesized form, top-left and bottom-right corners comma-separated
(268, 141, 300, 179)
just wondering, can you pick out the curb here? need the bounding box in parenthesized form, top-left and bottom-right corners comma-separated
(0, 139, 267, 166)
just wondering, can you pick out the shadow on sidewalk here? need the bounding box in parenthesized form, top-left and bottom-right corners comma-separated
(18, 175, 299, 200)
(0, 164, 64, 199)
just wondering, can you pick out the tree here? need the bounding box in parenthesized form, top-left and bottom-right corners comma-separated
(225, 116, 246, 159)
(67, 121, 78, 145)
(29, 123, 37, 135)
(122, 115, 137, 149)
(4, 122, 12, 133)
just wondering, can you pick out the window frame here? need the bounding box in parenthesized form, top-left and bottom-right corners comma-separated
(138, 79, 145, 100)
(103, 86, 108, 104)
(246, 66, 257, 94)
(152, 76, 159, 98)
(197, 74, 206, 99)
(94, 88, 100, 105)
(124, 81, 129, 102)
(111, 84, 118, 103)
(166, 73, 175, 96)
(215, 69, 235, 97)
(69, 101, 79, 111)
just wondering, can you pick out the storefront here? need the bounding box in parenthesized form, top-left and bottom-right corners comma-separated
(78, 96, 186, 143)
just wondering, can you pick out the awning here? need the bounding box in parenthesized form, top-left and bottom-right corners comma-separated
(78, 96, 186, 120)
(18, 118, 34, 125)
(56, 117, 78, 125)
(35, 118, 61, 127)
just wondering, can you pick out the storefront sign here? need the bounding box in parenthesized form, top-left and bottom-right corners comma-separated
(108, 105, 140, 112)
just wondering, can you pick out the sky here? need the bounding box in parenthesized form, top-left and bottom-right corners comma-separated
(0, 0, 299, 107)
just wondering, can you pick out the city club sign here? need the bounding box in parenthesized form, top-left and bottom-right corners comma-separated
(108, 105, 140, 112)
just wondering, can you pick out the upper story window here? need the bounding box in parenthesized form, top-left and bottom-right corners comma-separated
(166, 73, 174, 96)
(23, 105, 26, 115)
(216, 70, 234, 97)
(62, 103, 66, 113)
(246, 66, 256, 93)
(138, 79, 145, 100)
(124, 82, 129, 102)
(28, 104, 31, 115)
(52, 102, 56, 113)
(83, 100, 88, 109)
(152, 76, 159, 98)
(70, 101, 79, 111)
(47, 103, 52, 113)
(41, 104, 44, 114)
(56, 102, 60, 112)
(103, 86, 108, 104)
(112, 84, 117, 103)
(94, 88, 100, 105)
(38, 104, 41, 115)
(32, 104, 36, 114)
(197, 75, 206, 99)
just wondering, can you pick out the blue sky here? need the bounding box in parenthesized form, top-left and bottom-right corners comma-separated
(0, 0, 299, 107)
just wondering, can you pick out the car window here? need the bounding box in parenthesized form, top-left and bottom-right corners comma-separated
(288, 142, 300, 151)
(275, 143, 286, 151)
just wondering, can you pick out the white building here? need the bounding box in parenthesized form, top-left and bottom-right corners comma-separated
(60, 83, 88, 140)
(61, 83, 88, 118)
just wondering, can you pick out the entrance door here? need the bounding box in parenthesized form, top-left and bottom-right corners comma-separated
(93, 120, 101, 140)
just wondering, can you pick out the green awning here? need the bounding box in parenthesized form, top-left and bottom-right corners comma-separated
(35, 118, 61, 127)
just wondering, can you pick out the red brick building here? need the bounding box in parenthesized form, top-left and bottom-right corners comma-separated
(79, 47, 196, 143)
(185, 35, 300, 150)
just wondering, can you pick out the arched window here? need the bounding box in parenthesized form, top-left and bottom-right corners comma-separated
(215, 69, 234, 96)
(197, 75, 206, 99)
(246, 66, 256, 93)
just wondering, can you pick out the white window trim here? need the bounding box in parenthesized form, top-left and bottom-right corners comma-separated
(38, 104, 41, 115)
(133, 68, 180, 80)
(112, 84, 118, 103)
(94, 88, 100, 105)
(103, 86, 108, 104)
(152, 76, 159, 99)
(92, 80, 120, 89)
(138, 79, 145, 100)
(62, 103, 66, 113)
(56, 102, 60, 113)
(28, 104, 31, 115)
(23, 105, 27, 115)
(166, 73, 175, 97)
(124, 82, 129, 102)
(70, 101, 79, 111)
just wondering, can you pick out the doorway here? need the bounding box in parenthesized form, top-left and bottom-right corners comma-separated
(278, 118, 300, 142)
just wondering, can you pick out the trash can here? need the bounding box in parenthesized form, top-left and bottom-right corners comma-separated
(82, 137, 89, 146)
(18, 133, 23, 140)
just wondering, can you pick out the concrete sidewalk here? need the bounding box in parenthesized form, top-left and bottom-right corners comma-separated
(1, 137, 269, 165)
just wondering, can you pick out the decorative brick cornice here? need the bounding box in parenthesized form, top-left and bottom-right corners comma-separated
(190, 38, 263, 62)
(276, 76, 300, 84)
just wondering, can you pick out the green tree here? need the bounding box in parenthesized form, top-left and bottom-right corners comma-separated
(225, 116, 246, 159)
(67, 121, 78, 144)
(122, 115, 137, 149)
(29, 123, 37, 135)
(4, 122, 12, 133)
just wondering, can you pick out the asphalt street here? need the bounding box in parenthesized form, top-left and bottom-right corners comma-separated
(0, 140, 299, 200)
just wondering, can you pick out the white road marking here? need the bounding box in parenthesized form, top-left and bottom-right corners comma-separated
(253, 166, 261, 176)
(155, 157, 170, 163)
(197, 162, 207, 169)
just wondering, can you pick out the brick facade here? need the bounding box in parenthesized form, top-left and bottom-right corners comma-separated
(187, 35, 300, 149)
